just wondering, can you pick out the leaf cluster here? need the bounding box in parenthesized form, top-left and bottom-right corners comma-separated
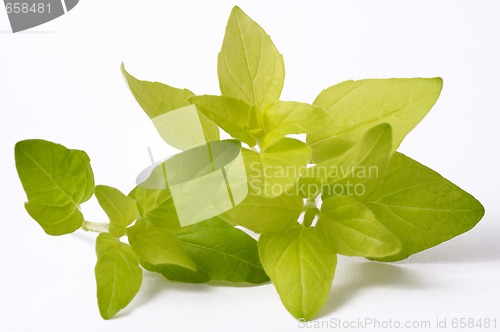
(15, 6, 484, 321)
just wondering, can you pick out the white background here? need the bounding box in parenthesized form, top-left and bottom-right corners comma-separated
(1, 1, 499, 331)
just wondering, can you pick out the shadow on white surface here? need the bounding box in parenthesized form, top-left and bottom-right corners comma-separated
(319, 260, 432, 318)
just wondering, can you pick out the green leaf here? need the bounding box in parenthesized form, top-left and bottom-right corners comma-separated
(260, 138, 311, 197)
(127, 221, 196, 270)
(366, 153, 485, 261)
(15, 139, 94, 236)
(69, 149, 95, 203)
(316, 124, 392, 201)
(134, 187, 180, 227)
(143, 218, 268, 284)
(221, 148, 303, 233)
(259, 224, 337, 320)
(189, 95, 261, 146)
(95, 185, 137, 238)
(174, 217, 269, 284)
(121, 64, 219, 149)
(218, 6, 284, 109)
(141, 260, 209, 284)
(95, 233, 142, 320)
(222, 192, 303, 234)
(308, 78, 443, 158)
(317, 196, 401, 257)
(133, 163, 180, 227)
(260, 101, 326, 149)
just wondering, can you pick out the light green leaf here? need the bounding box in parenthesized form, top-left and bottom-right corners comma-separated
(15, 139, 94, 236)
(260, 138, 311, 197)
(190, 95, 261, 146)
(142, 218, 268, 284)
(317, 196, 401, 257)
(133, 164, 179, 227)
(222, 192, 303, 234)
(221, 148, 303, 233)
(127, 221, 196, 270)
(173, 217, 269, 284)
(134, 186, 180, 227)
(218, 6, 284, 108)
(367, 152, 485, 261)
(260, 101, 327, 149)
(308, 78, 443, 158)
(121, 64, 219, 150)
(95, 185, 137, 238)
(95, 233, 142, 320)
(316, 124, 392, 201)
(259, 224, 337, 320)
(69, 149, 95, 203)
(141, 260, 209, 284)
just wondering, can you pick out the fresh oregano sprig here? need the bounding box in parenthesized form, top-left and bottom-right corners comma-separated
(15, 6, 484, 321)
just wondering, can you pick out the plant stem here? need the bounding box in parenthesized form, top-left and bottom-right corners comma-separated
(81, 220, 109, 233)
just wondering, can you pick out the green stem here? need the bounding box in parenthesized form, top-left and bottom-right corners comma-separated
(81, 220, 109, 233)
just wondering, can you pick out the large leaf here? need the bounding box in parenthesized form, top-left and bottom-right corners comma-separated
(95, 185, 137, 238)
(15, 139, 94, 235)
(121, 64, 219, 149)
(218, 6, 284, 108)
(259, 224, 337, 320)
(145, 218, 268, 284)
(308, 78, 443, 159)
(95, 233, 142, 319)
(317, 196, 401, 257)
(367, 152, 485, 261)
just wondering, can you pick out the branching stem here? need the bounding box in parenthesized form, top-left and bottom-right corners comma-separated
(81, 220, 109, 233)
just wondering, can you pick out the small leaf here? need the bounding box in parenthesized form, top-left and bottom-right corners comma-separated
(95, 233, 142, 320)
(95, 185, 137, 238)
(367, 152, 485, 261)
(190, 95, 261, 146)
(15, 139, 94, 235)
(308, 78, 443, 158)
(259, 224, 337, 320)
(317, 196, 402, 257)
(121, 64, 219, 149)
(133, 163, 180, 227)
(218, 6, 284, 108)
(134, 186, 180, 227)
(127, 221, 196, 270)
(260, 101, 327, 149)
